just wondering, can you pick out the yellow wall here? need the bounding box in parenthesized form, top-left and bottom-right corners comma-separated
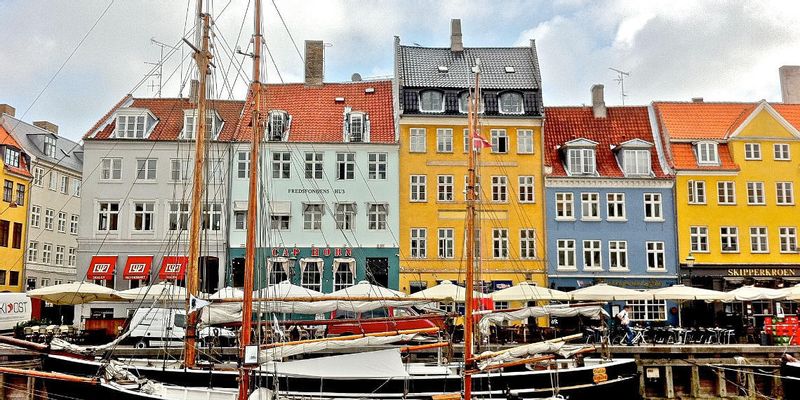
(398, 118, 547, 295)
(0, 169, 29, 292)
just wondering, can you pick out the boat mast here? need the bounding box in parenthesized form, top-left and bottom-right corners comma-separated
(239, 0, 262, 397)
(184, 4, 212, 369)
(463, 58, 481, 400)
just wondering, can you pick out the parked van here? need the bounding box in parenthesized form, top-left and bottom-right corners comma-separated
(327, 307, 447, 336)
(128, 308, 236, 348)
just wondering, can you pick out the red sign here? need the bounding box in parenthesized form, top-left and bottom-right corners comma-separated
(87, 255, 117, 280)
(123, 255, 152, 280)
(159, 256, 188, 280)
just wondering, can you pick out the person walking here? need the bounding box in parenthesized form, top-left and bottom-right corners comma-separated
(616, 305, 633, 346)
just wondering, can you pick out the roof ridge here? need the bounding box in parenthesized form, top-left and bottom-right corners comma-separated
(399, 45, 532, 50)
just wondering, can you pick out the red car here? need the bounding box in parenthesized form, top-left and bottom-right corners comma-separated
(326, 307, 447, 336)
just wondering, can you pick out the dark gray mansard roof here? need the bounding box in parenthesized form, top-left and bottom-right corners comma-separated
(397, 45, 542, 90)
(0, 115, 83, 173)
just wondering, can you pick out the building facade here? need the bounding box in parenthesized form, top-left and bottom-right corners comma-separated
(1, 111, 83, 289)
(396, 21, 547, 296)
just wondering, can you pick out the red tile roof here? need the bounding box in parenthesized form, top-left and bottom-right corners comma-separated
(0, 125, 31, 178)
(230, 80, 395, 143)
(543, 106, 669, 178)
(670, 143, 738, 171)
(652, 102, 756, 140)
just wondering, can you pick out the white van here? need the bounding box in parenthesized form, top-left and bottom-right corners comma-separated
(128, 308, 236, 348)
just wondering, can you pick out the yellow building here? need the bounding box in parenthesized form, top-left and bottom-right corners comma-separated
(0, 124, 31, 292)
(394, 26, 547, 299)
(654, 100, 800, 290)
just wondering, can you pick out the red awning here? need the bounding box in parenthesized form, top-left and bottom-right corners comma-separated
(123, 255, 153, 280)
(159, 256, 188, 280)
(87, 255, 117, 280)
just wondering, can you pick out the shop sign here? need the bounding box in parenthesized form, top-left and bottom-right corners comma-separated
(270, 247, 353, 257)
(685, 266, 800, 277)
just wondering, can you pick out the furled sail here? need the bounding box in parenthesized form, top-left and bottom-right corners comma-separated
(478, 305, 608, 336)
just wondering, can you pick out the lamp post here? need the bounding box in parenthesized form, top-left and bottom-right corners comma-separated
(685, 253, 695, 287)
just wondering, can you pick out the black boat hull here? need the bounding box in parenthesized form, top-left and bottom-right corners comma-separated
(782, 362, 800, 400)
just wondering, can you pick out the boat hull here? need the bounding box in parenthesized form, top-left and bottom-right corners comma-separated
(782, 362, 800, 400)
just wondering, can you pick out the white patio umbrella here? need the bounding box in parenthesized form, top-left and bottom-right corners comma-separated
(117, 281, 187, 302)
(490, 282, 571, 302)
(257, 280, 324, 298)
(27, 281, 122, 305)
(723, 285, 784, 302)
(326, 280, 405, 299)
(779, 284, 800, 301)
(647, 284, 727, 327)
(569, 283, 651, 301)
(209, 286, 244, 299)
(409, 280, 483, 302)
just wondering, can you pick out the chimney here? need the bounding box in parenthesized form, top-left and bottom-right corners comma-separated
(691, 97, 704, 103)
(189, 80, 199, 104)
(33, 121, 58, 135)
(779, 65, 800, 103)
(591, 84, 607, 119)
(450, 19, 463, 52)
(304, 40, 324, 86)
(0, 104, 15, 117)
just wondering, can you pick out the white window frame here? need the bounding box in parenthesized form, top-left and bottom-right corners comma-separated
(492, 229, 509, 259)
(69, 215, 79, 235)
(367, 203, 388, 230)
(57, 211, 66, 233)
(490, 129, 508, 154)
(348, 112, 365, 142)
(135, 159, 157, 181)
(580, 192, 600, 220)
(717, 181, 736, 205)
(27, 241, 38, 263)
(623, 149, 651, 175)
(774, 143, 791, 161)
(303, 203, 323, 231)
(270, 216, 290, 231)
(437, 175, 454, 202)
(33, 167, 44, 187)
(409, 128, 426, 153)
(55, 245, 64, 266)
(436, 128, 453, 153)
(100, 158, 122, 181)
(696, 141, 719, 165)
(305, 152, 324, 180)
(747, 182, 765, 205)
(690, 226, 709, 253)
(744, 143, 761, 160)
(30, 205, 40, 228)
(335, 203, 356, 230)
(42, 243, 52, 264)
(643, 193, 663, 221)
(518, 176, 535, 203)
(606, 193, 626, 221)
(749, 227, 769, 254)
(517, 129, 534, 154)
(170, 159, 190, 182)
(201, 203, 223, 231)
(237, 151, 250, 179)
(491, 176, 508, 203)
(568, 148, 596, 175)
(267, 110, 289, 141)
(410, 175, 427, 202)
(555, 192, 574, 220)
(438, 228, 454, 259)
(720, 226, 740, 253)
(646, 241, 666, 271)
(628, 300, 667, 321)
(44, 208, 54, 231)
(520, 229, 536, 259)
(133, 202, 155, 232)
(419, 90, 445, 113)
(115, 113, 148, 139)
(43, 136, 56, 157)
(498, 92, 524, 114)
(368, 153, 387, 180)
(97, 202, 120, 232)
(582, 240, 602, 270)
(410, 228, 427, 259)
(168, 202, 190, 231)
(183, 110, 216, 140)
(608, 241, 628, 270)
(779, 227, 798, 253)
(67, 247, 77, 267)
(234, 211, 246, 230)
(688, 180, 706, 204)
(556, 239, 576, 270)
(336, 152, 355, 181)
(271, 152, 291, 179)
(776, 182, 795, 205)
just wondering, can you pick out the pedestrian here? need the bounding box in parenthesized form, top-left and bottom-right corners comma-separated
(616, 305, 633, 346)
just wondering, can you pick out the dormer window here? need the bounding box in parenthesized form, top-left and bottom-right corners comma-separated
(115, 109, 156, 139)
(499, 92, 524, 114)
(344, 110, 369, 143)
(568, 148, 596, 175)
(183, 110, 219, 140)
(419, 90, 444, 113)
(623, 149, 651, 176)
(4, 147, 19, 168)
(43, 136, 56, 158)
(267, 110, 290, 141)
(696, 141, 719, 165)
(458, 92, 484, 114)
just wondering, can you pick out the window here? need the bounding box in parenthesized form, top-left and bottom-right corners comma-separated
(116, 114, 147, 138)
(303, 204, 323, 230)
(305, 152, 323, 179)
(101, 158, 122, 180)
(267, 110, 288, 141)
(71, 180, 81, 197)
(720, 227, 739, 252)
(567, 148, 596, 175)
(368, 203, 388, 230)
(237, 151, 250, 179)
(463, 128, 482, 154)
(270, 216, 290, 230)
(717, 181, 736, 205)
(136, 159, 156, 181)
(409, 128, 426, 153)
(0, 221, 8, 247)
(55, 245, 64, 266)
(207, 158, 224, 184)
(2, 180, 11, 202)
(555, 193, 574, 219)
(520, 229, 536, 259)
(458, 92, 484, 114)
(347, 113, 365, 142)
(201, 203, 222, 231)
(11, 223, 20, 249)
(609, 241, 628, 270)
(690, 226, 709, 252)
(438, 228, 454, 259)
(410, 228, 427, 258)
(410, 175, 427, 202)
(97, 202, 119, 232)
(419, 90, 444, 113)
(336, 153, 355, 180)
(269, 152, 291, 179)
(234, 211, 246, 230)
(464, 175, 481, 200)
(333, 262, 354, 291)
(69, 215, 79, 235)
(44, 208, 54, 230)
(747, 182, 765, 205)
(777, 182, 795, 205)
(628, 300, 667, 321)
(30, 205, 40, 228)
(494, 301, 510, 310)
(498, 92, 524, 114)
(68, 247, 76, 267)
(335, 203, 356, 230)
(582, 240, 602, 270)
(436, 128, 453, 153)
(490, 129, 508, 153)
(518, 176, 535, 203)
(623, 149, 651, 175)
(774, 143, 791, 160)
(688, 180, 706, 204)
(10, 184, 20, 208)
(517, 129, 534, 154)
(368, 153, 387, 180)
(696, 142, 719, 164)
(170, 159, 190, 181)
(492, 229, 509, 259)
(8, 271, 17, 287)
(60, 175, 69, 193)
(33, 167, 44, 187)
(644, 193, 663, 220)
(43, 136, 56, 157)
(491, 176, 508, 203)
(269, 261, 288, 284)
(646, 241, 665, 270)
(133, 202, 155, 231)
(580, 193, 600, 220)
(780, 227, 798, 253)
(750, 227, 769, 253)
(4, 148, 19, 168)
(48, 172, 58, 191)
(27, 241, 38, 262)
(744, 143, 761, 160)
(556, 239, 576, 270)
(301, 262, 322, 292)
(168, 202, 190, 231)
(42, 243, 52, 264)
(40, 278, 49, 288)
(437, 175, 454, 202)
(57, 212, 66, 233)
(606, 193, 626, 220)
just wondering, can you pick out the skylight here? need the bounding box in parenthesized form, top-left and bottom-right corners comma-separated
(364, 87, 375, 94)
(335, 97, 345, 103)
(504, 66, 516, 73)
(437, 66, 449, 73)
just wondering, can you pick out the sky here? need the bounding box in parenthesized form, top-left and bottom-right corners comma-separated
(1, 0, 800, 142)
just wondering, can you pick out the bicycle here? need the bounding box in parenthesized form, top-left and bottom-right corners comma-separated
(614, 326, 648, 345)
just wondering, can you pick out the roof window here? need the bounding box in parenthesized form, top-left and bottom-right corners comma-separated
(437, 66, 449, 73)
(419, 90, 445, 113)
(267, 110, 291, 142)
(504, 66, 516, 73)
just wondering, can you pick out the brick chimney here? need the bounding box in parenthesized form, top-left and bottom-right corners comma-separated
(33, 121, 58, 135)
(691, 97, 704, 103)
(189, 79, 199, 104)
(779, 65, 800, 103)
(0, 104, 15, 117)
(591, 84, 607, 119)
(450, 19, 463, 53)
(304, 40, 324, 86)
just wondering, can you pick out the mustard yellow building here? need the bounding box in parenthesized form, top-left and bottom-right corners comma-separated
(654, 100, 800, 290)
(0, 123, 31, 292)
(394, 24, 547, 298)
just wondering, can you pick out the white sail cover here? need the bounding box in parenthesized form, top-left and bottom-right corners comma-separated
(200, 300, 431, 325)
(50, 328, 133, 355)
(266, 348, 409, 378)
(476, 342, 589, 370)
(478, 306, 608, 336)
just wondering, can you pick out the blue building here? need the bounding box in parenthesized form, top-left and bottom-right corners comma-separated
(543, 86, 678, 323)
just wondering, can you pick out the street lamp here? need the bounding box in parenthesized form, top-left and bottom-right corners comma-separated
(685, 253, 695, 287)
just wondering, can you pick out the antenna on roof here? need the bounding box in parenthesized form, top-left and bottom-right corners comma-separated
(609, 67, 630, 105)
(145, 38, 180, 98)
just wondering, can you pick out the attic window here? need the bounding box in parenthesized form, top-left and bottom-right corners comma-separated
(499, 92, 524, 114)
(116, 113, 149, 139)
(458, 92, 484, 114)
(437, 66, 449, 73)
(504, 66, 516, 73)
(335, 97, 345, 103)
(419, 90, 444, 113)
(183, 110, 217, 140)
(43, 136, 57, 157)
(364, 87, 375, 94)
(623, 149, 651, 176)
(567, 148, 596, 175)
(696, 141, 719, 165)
(347, 112, 366, 143)
(267, 110, 290, 142)
(3, 147, 19, 168)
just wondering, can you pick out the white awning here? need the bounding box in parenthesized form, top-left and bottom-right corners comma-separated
(299, 257, 324, 272)
(267, 257, 290, 273)
(333, 257, 356, 274)
(269, 201, 291, 215)
(233, 201, 248, 211)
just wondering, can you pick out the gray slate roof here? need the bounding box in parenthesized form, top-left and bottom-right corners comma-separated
(398, 45, 542, 90)
(1, 115, 83, 173)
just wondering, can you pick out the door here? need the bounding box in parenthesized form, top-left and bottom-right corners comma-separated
(365, 257, 389, 288)
(231, 257, 245, 287)
(200, 256, 220, 292)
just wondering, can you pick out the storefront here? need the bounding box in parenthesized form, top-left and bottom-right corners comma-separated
(682, 265, 800, 290)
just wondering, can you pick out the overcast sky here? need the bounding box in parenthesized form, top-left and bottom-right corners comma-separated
(1, 0, 799, 142)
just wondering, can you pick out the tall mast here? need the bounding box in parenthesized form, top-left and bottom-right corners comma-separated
(239, 0, 262, 398)
(463, 58, 481, 399)
(184, 8, 213, 369)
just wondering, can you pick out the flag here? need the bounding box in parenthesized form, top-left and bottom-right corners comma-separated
(273, 314, 285, 339)
(471, 131, 492, 149)
(189, 295, 210, 314)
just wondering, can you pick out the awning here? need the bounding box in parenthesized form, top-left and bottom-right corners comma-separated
(159, 256, 188, 280)
(333, 257, 356, 274)
(268, 257, 290, 273)
(299, 257, 324, 272)
(123, 255, 153, 280)
(87, 255, 117, 280)
(233, 201, 248, 211)
(269, 201, 291, 215)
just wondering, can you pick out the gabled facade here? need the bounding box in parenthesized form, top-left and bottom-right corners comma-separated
(396, 20, 547, 297)
(654, 100, 800, 290)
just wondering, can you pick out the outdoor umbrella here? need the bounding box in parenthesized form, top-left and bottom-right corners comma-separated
(723, 285, 784, 302)
(257, 280, 324, 298)
(569, 283, 651, 301)
(780, 284, 800, 301)
(117, 281, 187, 302)
(209, 286, 244, 299)
(647, 284, 727, 327)
(490, 281, 571, 302)
(326, 280, 405, 299)
(409, 280, 482, 302)
(27, 281, 122, 305)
